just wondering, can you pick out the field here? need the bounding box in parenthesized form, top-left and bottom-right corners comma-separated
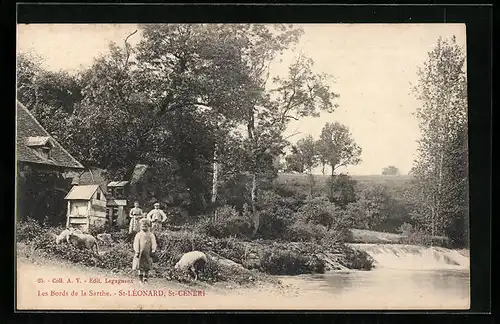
(277, 172, 413, 185)
(276, 172, 414, 196)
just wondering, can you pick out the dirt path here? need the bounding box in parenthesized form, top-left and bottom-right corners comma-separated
(16, 256, 302, 310)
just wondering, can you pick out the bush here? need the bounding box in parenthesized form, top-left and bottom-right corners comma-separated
(285, 221, 327, 242)
(98, 243, 134, 270)
(324, 174, 357, 208)
(341, 245, 374, 270)
(88, 223, 108, 237)
(260, 248, 325, 275)
(321, 229, 349, 247)
(17, 218, 44, 242)
(195, 206, 253, 239)
(110, 229, 130, 242)
(156, 230, 210, 265)
(210, 237, 247, 264)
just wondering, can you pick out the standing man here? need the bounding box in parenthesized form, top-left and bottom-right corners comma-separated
(146, 202, 167, 234)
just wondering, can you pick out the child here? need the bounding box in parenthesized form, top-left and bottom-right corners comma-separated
(132, 218, 157, 284)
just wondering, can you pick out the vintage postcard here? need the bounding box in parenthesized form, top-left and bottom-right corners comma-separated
(16, 23, 470, 310)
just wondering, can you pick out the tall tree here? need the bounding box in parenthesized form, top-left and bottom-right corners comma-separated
(410, 36, 468, 244)
(316, 122, 362, 176)
(134, 24, 254, 210)
(235, 27, 339, 235)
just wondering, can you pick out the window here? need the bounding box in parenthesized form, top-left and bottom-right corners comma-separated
(111, 208, 119, 226)
(41, 146, 52, 159)
(115, 188, 124, 198)
(96, 191, 101, 200)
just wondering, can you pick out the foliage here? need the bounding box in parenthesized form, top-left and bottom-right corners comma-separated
(255, 190, 297, 240)
(409, 36, 468, 247)
(260, 248, 325, 275)
(16, 218, 44, 242)
(340, 245, 374, 270)
(295, 196, 338, 228)
(285, 222, 327, 243)
(338, 185, 396, 230)
(382, 165, 401, 175)
(324, 173, 358, 208)
(195, 206, 253, 239)
(315, 122, 362, 175)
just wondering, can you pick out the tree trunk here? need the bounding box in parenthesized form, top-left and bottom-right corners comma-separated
(322, 163, 325, 175)
(247, 109, 259, 236)
(434, 149, 445, 238)
(211, 143, 219, 221)
(251, 173, 258, 236)
(308, 170, 314, 197)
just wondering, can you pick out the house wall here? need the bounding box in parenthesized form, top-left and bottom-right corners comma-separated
(70, 201, 88, 216)
(89, 189, 107, 227)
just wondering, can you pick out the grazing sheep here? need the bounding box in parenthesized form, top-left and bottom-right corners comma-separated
(174, 251, 208, 281)
(67, 229, 99, 255)
(55, 228, 82, 244)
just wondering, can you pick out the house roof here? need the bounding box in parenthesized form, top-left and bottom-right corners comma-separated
(108, 181, 129, 187)
(76, 167, 108, 192)
(16, 101, 84, 169)
(129, 164, 149, 184)
(65, 184, 102, 200)
(26, 136, 52, 147)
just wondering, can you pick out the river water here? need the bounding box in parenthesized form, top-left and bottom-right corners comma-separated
(275, 244, 470, 310)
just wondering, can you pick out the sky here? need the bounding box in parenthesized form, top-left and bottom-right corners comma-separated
(16, 23, 467, 175)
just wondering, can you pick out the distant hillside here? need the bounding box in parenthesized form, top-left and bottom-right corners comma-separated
(277, 172, 413, 186)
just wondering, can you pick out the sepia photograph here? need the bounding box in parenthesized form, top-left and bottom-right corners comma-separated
(15, 23, 470, 310)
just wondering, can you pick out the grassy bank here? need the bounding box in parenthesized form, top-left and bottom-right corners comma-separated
(16, 219, 374, 287)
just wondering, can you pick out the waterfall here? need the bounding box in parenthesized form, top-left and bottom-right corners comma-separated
(349, 243, 470, 270)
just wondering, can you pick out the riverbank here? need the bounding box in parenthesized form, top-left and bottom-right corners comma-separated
(17, 219, 375, 289)
(16, 253, 470, 310)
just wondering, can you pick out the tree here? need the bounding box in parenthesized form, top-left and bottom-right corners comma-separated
(16, 52, 83, 142)
(409, 36, 468, 246)
(221, 25, 339, 235)
(285, 146, 305, 173)
(295, 135, 318, 174)
(296, 135, 319, 196)
(382, 165, 400, 175)
(316, 122, 362, 176)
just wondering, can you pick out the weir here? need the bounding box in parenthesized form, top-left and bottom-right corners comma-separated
(349, 243, 470, 270)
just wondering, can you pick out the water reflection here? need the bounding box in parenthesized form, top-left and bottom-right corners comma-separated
(279, 268, 470, 309)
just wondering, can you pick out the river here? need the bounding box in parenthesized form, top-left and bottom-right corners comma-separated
(277, 244, 470, 310)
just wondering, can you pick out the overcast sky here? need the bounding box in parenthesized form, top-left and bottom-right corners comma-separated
(16, 23, 467, 175)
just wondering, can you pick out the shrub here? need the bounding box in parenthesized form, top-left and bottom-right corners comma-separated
(321, 229, 349, 247)
(17, 218, 44, 242)
(210, 237, 247, 264)
(156, 230, 209, 265)
(195, 206, 253, 239)
(255, 190, 297, 240)
(285, 221, 327, 242)
(88, 223, 108, 237)
(98, 243, 134, 270)
(341, 245, 374, 270)
(110, 229, 129, 242)
(325, 174, 358, 207)
(260, 248, 325, 275)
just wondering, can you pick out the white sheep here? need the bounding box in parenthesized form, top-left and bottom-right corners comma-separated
(67, 228, 99, 255)
(174, 251, 208, 281)
(55, 228, 82, 244)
